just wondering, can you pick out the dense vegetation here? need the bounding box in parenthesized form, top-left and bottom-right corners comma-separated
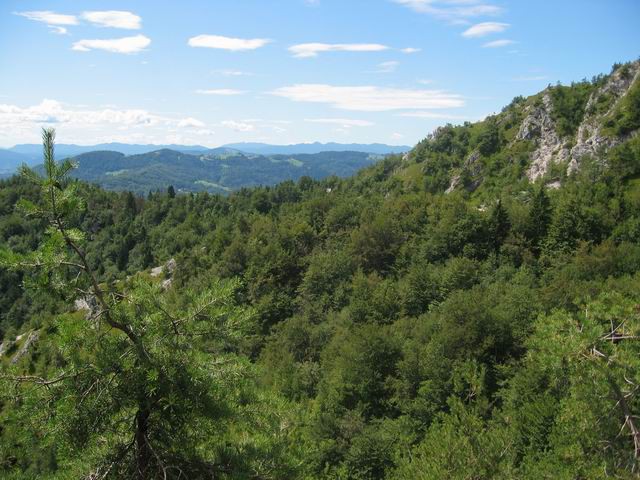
(1, 62, 639, 479)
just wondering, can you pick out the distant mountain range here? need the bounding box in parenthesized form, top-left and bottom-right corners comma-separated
(1, 143, 209, 169)
(0, 149, 33, 173)
(0, 142, 409, 172)
(31, 149, 386, 195)
(220, 142, 410, 155)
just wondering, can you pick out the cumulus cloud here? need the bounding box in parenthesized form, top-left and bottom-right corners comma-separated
(221, 120, 255, 132)
(178, 117, 206, 128)
(49, 26, 69, 35)
(401, 47, 421, 54)
(0, 99, 70, 124)
(72, 35, 151, 54)
(81, 11, 142, 29)
(0, 99, 216, 146)
(462, 21, 509, 37)
(393, 0, 502, 21)
(0, 99, 162, 129)
(289, 43, 389, 58)
(482, 39, 515, 48)
(15, 10, 78, 26)
(304, 118, 374, 127)
(16, 10, 143, 35)
(271, 84, 464, 111)
(188, 35, 271, 51)
(195, 89, 246, 95)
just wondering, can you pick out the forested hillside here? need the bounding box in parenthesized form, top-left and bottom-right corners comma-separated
(1, 61, 639, 479)
(38, 149, 384, 195)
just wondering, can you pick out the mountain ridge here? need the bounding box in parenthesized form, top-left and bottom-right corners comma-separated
(400, 59, 640, 196)
(1, 142, 410, 168)
(48, 148, 384, 195)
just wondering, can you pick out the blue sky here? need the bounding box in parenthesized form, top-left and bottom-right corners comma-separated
(0, 0, 638, 148)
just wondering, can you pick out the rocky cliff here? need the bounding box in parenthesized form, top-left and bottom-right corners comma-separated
(408, 59, 640, 194)
(520, 60, 640, 181)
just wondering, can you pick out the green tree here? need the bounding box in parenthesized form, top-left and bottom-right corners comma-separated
(489, 198, 511, 254)
(0, 129, 284, 479)
(477, 117, 501, 157)
(526, 186, 552, 253)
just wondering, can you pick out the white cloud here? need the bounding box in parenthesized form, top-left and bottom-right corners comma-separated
(393, 0, 502, 21)
(221, 120, 255, 132)
(374, 61, 400, 73)
(0, 99, 219, 146)
(401, 47, 421, 54)
(15, 11, 78, 26)
(391, 132, 405, 139)
(289, 43, 389, 58)
(0, 99, 162, 128)
(49, 26, 69, 35)
(72, 35, 151, 54)
(178, 117, 206, 128)
(81, 11, 142, 29)
(188, 35, 271, 51)
(192, 128, 216, 136)
(304, 118, 374, 127)
(195, 89, 245, 95)
(271, 84, 464, 111)
(462, 21, 509, 38)
(482, 39, 515, 48)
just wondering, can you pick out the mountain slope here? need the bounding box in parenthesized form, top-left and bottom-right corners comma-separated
(7, 143, 210, 163)
(401, 60, 640, 196)
(61, 149, 382, 194)
(5, 142, 408, 167)
(0, 149, 32, 173)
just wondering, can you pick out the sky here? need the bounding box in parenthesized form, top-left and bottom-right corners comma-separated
(0, 0, 638, 148)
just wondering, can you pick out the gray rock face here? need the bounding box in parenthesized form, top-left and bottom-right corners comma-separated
(150, 258, 176, 278)
(150, 258, 177, 290)
(74, 294, 100, 321)
(10, 330, 40, 365)
(446, 150, 481, 193)
(165, 258, 177, 275)
(518, 93, 570, 181)
(568, 62, 640, 173)
(518, 61, 640, 181)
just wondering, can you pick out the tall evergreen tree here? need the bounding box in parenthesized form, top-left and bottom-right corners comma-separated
(527, 185, 552, 253)
(0, 129, 269, 479)
(489, 198, 511, 254)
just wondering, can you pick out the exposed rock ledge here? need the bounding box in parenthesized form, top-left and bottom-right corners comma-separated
(1, 330, 41, 364)
(519, 61, 640, 181)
